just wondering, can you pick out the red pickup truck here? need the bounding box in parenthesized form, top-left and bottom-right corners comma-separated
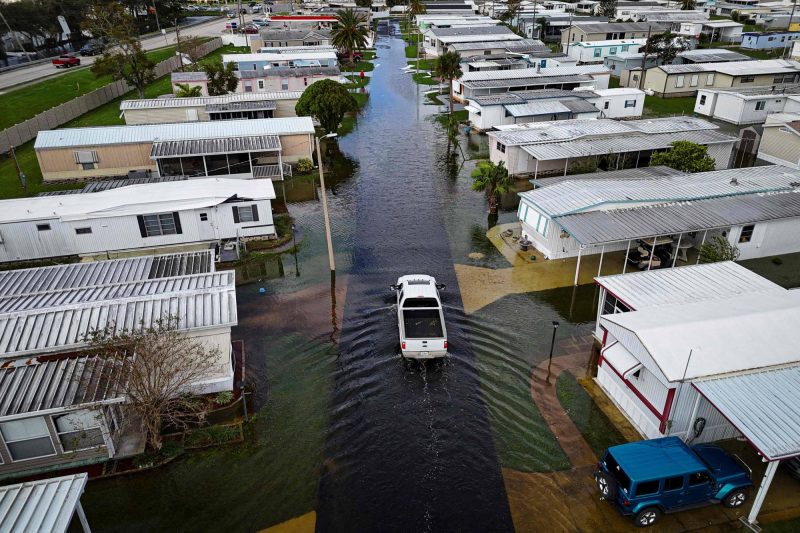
(52, 54, 81, 68)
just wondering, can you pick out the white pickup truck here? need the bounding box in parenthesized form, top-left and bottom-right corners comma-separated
(390, 275, 448, 359)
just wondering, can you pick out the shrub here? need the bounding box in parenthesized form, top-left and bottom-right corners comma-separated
(185, 425, 240, 448)
(214, 390, 233, 406)
(297, 158, 314, 173)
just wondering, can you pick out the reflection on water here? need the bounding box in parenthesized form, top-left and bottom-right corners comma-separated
(233, 254, 285, 284)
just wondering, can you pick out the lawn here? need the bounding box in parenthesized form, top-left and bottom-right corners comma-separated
(556, 372, 626, 458)
(412, 72, 439, 85)
(0, 46, 180, 130)
(608, 76, 621, 89)
(405, 44, 418, 58)
(643, 95, 696, 117)
(407, 58, 435, 71)
(727, 46, 781, 60)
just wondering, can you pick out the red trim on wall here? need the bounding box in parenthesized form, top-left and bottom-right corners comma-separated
(603, 356, 674, 425)
(601, 327, 609, 347)
(659, 388, 677, 434)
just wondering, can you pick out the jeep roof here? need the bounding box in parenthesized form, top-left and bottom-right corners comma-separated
(607, 437, 709, 481)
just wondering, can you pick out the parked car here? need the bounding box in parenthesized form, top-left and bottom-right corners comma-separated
(52, 54, 81, 68)
(79, 40, 105, 56)
(594, 437, 752, 527)
(226, 11, 235, 18)
(390, 275, 448, 359)
(251, 19, 269, 27)
(242, 25, 259, 34)
(252, 5, 263, 12)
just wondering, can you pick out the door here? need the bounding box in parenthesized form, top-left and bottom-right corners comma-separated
(683, 471, 714, 505)
(660, 475, 686, 509)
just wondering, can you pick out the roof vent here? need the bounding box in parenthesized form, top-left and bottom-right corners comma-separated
(790, 182, 800, 187)
(730, 177, 739, 185)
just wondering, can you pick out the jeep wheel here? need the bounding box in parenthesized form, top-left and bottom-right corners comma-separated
(723, 489, 748, 508)
(634, 508, 661, 527)
(596, 472, 617, 500)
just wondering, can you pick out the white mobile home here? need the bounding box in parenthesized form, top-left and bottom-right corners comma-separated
(0, 179, 278, 263)
(566, 39, 647, 64)
(454, 65, 611, 101)
(423, 25, 522, 56)
(694, 85, 800, 125)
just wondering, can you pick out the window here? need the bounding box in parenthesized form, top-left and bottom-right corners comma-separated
(594, 48, 602, 57)
(137, 212, 182, 237)
(755, 100, 766, 111)
(200, 213, 208, 222)
(700, 95, 707, 105)
(304, 77, 308, 87)
(621, 45, 629, 52)
(484, 50, 492, 55)
(739, 224, 755, 243)
(706, 73, 715, 85)
(257, 80, 265, 90)
(540, 59, 547, 68)
(281, 78, 289, 90)
(740, 75, 755, 83)
(244, 81, 253, 93)
(604, 101, 610, 109)
(36, 223, 51, 231)
(159, 157, 184, 176)
(75, 227, 92, 235)
(609, 47, 617, 55)
(602, 293, 631, 316)
(233, 204, 259, 223)
(604, 453, 631, 493)
(635, 480, 660, 496)
(624, 99, 636, 108)
(81, 162, 95, 171)
(205, 154, 230, 176)
(0, 418, 55, 461)
(690, 74, 699, 87)
(54, 410, 105, 452)
(73, 150, 98, 165)
(496, 141, 506, 153)
(689, 472, 710, 486)
(664, 476, 684, 492)
(675, 75, 685, 88)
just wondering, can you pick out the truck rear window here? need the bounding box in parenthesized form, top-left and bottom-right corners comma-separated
(403, 309, 443, 338)
(404, 298, 439, 308)
(605, 453, 631, 493)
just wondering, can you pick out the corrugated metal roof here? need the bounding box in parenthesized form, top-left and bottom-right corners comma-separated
(460, 65, 609, 82)
(205, 100, 277, 112)
(171, 71, 208, 82)
(700, 84, 800, 97)
(522, 165, 795, 217)
(595, 261, 785, 310)
(0, 285, 237, 357)
(0, 178, 276, 223)
(521, 130, 734, 162)
(556, 189, 800, 245)
(660, 59, 800, 76)
(35, 117, 314, 150)
(465, 73, 594, 89)
(150, 134, 281, 158)
(258, 45, 336, 54)
(236, 66, 340, 78)
(641, 11, 709, 22)
(471, 89, 591, 105)
(562, 99, 602, 114)
(694, 366, 800, 460)
(120, 92, 300, 111)
(0, 251, 213, 297)
(81, 176, 187, 193)
(569, 22, 664, 33)
(428, 25, 517, 37)
(678, 48, 751, 63)
(503, 100, 571, 117)
(0, 474, 88, 533)
(223, 52, 337, 63)
(449, 39, 532, 50)
(0, 355, 129, 417)
(532, 165, 683, 186)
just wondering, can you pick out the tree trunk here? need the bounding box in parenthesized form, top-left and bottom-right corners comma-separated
(488, 192, 498, 214)
(448, 78, 454, 115)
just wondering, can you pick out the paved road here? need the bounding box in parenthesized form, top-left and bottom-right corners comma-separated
(0, 15, 255, 92)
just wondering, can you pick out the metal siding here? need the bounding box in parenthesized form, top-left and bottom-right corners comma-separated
(597, 365, 661, 438)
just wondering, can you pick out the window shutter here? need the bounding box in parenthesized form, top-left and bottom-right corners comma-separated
(251, 205, 259, 222)
(232, 206, 240, 223)
(137, 215, 147, 237)
(172, 212, 182, 234)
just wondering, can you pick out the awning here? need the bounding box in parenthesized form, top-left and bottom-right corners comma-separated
(694, 365, 800, 461)
(464, 105, 480, 114)
(602, 341, 642, 380)
(205, 100, 277, 112)
(150, 135, 281, 158)
(0, 473, 89, 533)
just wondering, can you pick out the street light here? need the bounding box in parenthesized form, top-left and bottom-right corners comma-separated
(548, 321, 560, 364)
(316, 133, 337, 279)
(238, 380, 248, 422)
(291, 223, 299, 277)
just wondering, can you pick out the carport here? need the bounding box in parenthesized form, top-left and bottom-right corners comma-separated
(693, 365, 800, 530)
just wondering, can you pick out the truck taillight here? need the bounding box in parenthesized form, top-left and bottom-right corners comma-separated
(444, 340, 448, 349)
(623, 500, 630, 507)
(401, 342, 406, 350)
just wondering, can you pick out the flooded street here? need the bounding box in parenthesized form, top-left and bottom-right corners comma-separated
(80, 20, 601, 532)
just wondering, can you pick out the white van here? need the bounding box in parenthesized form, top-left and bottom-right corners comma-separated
(390, 275, 448, 359)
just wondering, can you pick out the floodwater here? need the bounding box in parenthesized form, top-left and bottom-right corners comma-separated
(80, 20, 601, 532)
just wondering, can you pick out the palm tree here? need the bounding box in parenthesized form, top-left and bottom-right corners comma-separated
(537, 17, 549, 40)
(174, 83, 202, 97)
(471, 161, 513, 215)
(434, 50, 463, 115)
(408, 0, 427, 65)
(331, 9, 370, 67)
(679, 0, 696, 10)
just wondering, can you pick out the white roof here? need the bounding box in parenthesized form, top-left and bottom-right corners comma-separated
(702, 20, 745, 28)
(591, 87, 645, 97)
(34, 117, 314, 150)
(0, 178, 276, 223)
(120, 91, 303, 111)
(660, 59, 800, 76)
(571, 38, 646, 47)
(459, 65, 609, 82)
(397, 274, 440, 299)
(600, 290, 800, 382)
(595, 261, 785, 310)
(0, 474, 88, 533)
(222, 51, 337, 63)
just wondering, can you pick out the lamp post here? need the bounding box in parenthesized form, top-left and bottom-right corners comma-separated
(238, 380, 248, 422)
(291, 223, 299, 277)
(316, 133, 337, 279)
(548, 320, 560, 364)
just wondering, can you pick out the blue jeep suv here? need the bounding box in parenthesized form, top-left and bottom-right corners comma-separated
(594, 437, 752, 527)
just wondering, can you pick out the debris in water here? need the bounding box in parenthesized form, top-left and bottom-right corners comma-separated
(468, 252, 485, 260)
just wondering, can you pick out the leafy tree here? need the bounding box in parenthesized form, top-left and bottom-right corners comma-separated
(536, 17, 549, 40)
(85, 316, 221, 451)
(203, 59, 238, 95)
(408, 0, 426, 55)
(472, 160, 514, 214)
(679, 0, 696, 9)
(295, 79, 358, 134)
(331, 8, 369, 66)
(434, 50, 463, 115)
(354, 0, 373, 7)
(639, 31, 691, 65)
(699, 235, 741, 263)
(174, 83, 202, 97)
(598, 0, 618, 18)
(650, 141, 716, 173)
(501, 0, 521, 23)
(85, 3, 156, 98)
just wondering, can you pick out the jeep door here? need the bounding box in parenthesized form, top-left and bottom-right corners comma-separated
(660, 475, 687, 509)
(684, 471, 715, 504)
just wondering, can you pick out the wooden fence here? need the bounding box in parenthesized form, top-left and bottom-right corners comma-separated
(0, 37, 223, 154)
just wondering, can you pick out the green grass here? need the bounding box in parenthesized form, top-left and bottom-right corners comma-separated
(434, 109, 468, 127)
(405, 44, 418, 58)
(608, 76, 621, 89)
(727, 46, 780, 60)
(643, 95, 696, 117)
(0, 46, 179, 130)
(556, 372, 626, 459)
(412, 72, 439, 85)
(407, 58, 434, 71)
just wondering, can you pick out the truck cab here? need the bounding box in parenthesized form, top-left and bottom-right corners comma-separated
(391, 275, 448, 359)
(595, 437, 752, 527)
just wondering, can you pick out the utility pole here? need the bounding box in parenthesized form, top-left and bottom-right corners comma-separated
(9, 146, 26, 192)
(787, 1, 798, 59)
(175, 17, 182, 71)
(639, 24, 652, 91)
(0, 9, 32, 63)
